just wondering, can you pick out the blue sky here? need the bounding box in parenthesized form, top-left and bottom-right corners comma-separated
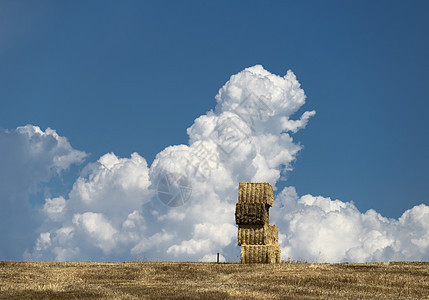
(1, 1, 428, 262)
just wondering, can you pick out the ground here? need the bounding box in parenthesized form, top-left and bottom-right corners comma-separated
(1, 261, 428, 299)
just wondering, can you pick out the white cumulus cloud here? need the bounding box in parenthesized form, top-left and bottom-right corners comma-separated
(9, 65, 428, 263)
(0, 125, 86, 260)
(24, 65, 315, 262)
(272, 187, 429, 262)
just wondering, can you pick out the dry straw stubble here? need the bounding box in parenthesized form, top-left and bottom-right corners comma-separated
(1, 261, 428, 299)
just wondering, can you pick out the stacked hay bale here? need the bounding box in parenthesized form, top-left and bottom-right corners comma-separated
(236, 182, 281, 264)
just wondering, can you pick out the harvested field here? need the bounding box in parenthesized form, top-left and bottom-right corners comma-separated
(238, 224, 278, 246)
(235, 203, 270, 225)
(238, 182, 273, 206)
(1, 261, 428, 299)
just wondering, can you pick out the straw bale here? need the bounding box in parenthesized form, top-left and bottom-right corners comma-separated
(269, 244, 281, 264)
(237, 224, 278, 246)
(240, 245, 281, 264)
(235, 203, 269, 225)
(238, 182, 274, 207)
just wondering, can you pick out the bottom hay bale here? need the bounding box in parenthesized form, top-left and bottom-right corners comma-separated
(237, 224, 279, 246)
(241, 245, 281, 264)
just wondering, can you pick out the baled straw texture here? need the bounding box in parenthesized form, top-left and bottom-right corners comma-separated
(240, 245, 281, 264)
(235, 203, 269, 225)
(238, 182, 274, 207)
(237, 224, 278, 246)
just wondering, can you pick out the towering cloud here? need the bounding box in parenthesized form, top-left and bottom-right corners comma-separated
(2, 65, 427, 262)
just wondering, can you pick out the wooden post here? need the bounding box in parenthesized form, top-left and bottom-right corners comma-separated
(217, 253, 219, 264)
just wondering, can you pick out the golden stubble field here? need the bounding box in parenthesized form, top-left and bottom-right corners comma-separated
(0, 261, 428, 299)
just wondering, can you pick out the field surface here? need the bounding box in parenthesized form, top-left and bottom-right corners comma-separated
(0, 261, 428, 299)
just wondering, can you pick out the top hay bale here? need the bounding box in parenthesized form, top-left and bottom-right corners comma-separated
(238, 182, 273, 207)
